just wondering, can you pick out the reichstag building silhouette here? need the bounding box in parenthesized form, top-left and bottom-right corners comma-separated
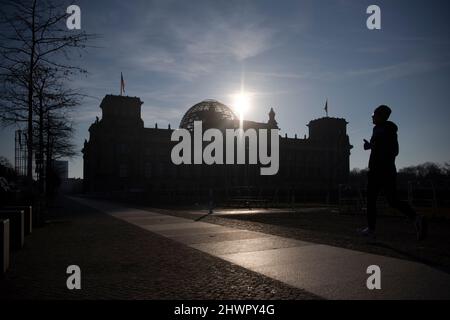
(82, 95, 353, 203)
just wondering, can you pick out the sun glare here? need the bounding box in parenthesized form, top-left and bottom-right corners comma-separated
(232, 91, 251, 121)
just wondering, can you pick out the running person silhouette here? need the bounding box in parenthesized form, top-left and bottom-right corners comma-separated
(359, 105, 427, 240)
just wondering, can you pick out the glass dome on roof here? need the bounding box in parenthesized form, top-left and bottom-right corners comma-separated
(179, 99, 237, 130)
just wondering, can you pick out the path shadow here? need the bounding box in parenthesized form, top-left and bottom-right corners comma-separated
(194, 211, 212, 222)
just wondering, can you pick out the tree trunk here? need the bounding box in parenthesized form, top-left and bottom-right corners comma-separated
(38, 95, 45, 196)
(26, 0, 37, 200)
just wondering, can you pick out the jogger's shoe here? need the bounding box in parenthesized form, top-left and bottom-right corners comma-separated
(357, 227, 376, 240)
(415, 215, 428, 241)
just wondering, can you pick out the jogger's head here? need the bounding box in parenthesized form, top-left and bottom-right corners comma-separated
(372, 105, 391, 124)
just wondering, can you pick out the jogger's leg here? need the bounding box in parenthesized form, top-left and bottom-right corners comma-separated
(384, 177, 427, 240)
(384, 174, 417, 220)
(366, 172, 380, 231)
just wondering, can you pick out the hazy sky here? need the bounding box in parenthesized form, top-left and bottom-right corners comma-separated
(1, 0, 449, 178)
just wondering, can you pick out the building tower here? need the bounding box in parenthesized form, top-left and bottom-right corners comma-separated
(268, 108, 278, 129)
(307, 117, 353, 192)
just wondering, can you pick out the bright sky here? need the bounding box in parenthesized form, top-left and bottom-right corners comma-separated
(1, 0, 449, 178)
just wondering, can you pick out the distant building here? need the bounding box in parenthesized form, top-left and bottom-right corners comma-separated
(60, 178, 83, 194)
(14, 129, 29, 178)
(52, 160, 69, 180)
(82, 95, 353, 202)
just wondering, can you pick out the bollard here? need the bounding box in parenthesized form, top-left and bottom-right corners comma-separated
(0, 210, 24, 250)
(3, 206, 32, 235)
(1, 219, 10, 274)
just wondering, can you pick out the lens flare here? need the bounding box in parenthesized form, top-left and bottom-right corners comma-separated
(232, 91, 251, 121)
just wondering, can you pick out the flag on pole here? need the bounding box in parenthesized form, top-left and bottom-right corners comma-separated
(324, 99, 328, 117)
(120, 72, 125, 95)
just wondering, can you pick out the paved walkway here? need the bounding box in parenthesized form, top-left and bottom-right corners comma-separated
(2, 197, 317, 299)
(71, 197, 450, 300)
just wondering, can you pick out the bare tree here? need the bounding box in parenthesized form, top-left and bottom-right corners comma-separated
(0, 0, 93, 197)
(31, 63, 81, 196)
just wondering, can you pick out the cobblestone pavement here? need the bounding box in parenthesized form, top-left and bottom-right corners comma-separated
(67, 197, 450, 299)
(0, 197, 319, 300)
(134, 206, 450, 275)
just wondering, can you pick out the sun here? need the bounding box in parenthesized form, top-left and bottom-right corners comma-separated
(232, 91, 252, 121)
